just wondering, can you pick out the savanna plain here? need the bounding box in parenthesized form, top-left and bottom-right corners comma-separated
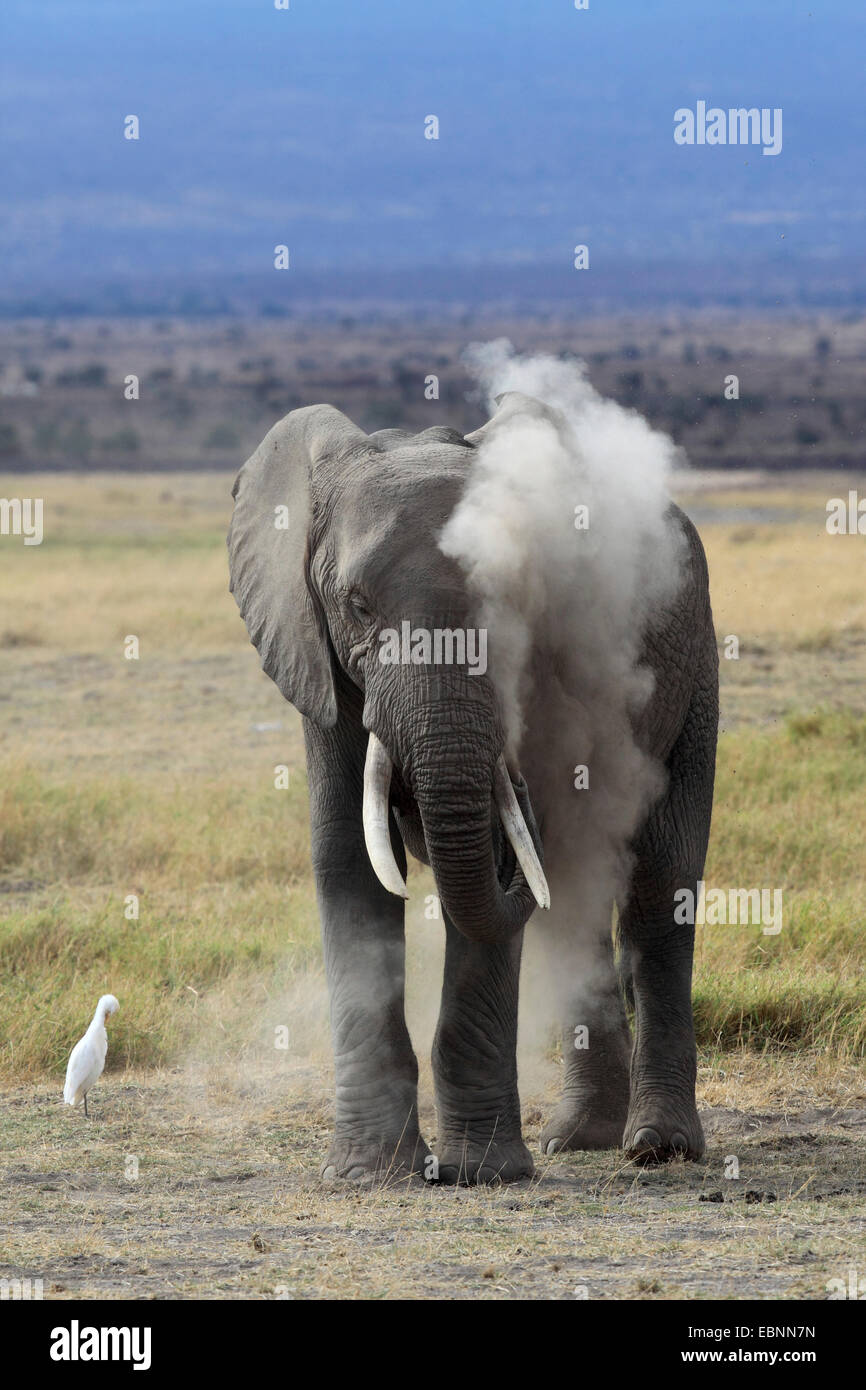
(1, 461, 865, 1300)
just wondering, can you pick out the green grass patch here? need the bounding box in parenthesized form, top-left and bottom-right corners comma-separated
(2, 711, 865, 1079)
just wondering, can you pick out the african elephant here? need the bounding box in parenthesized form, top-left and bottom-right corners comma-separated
(227, 392, 718, 1184)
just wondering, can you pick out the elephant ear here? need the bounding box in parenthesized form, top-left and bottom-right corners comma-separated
(228, 404, 369, 727)
(464, 391, 569, 447)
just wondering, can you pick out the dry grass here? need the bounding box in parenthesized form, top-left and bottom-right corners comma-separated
(1, 469, 865, 1298)
(1, 1056, 863, 1299)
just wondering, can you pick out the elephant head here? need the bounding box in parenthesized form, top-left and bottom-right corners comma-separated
(227, 403, 548, 943)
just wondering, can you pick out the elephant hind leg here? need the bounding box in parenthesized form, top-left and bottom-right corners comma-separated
(619, 668, 717, 1164)
(539, 922, 632, 1155)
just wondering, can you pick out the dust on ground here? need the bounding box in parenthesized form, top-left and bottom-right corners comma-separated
(2, 1055, 864, 1300)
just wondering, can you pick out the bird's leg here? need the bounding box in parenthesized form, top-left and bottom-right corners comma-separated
(84, 1094, 88, 1117)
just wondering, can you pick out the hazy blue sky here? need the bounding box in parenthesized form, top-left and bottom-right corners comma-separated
(1, 1, 863, 297)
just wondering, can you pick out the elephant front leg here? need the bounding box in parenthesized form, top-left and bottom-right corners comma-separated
(431, 916, 534, 1184)
(539, 928, 632, 1155)
(306, 720, 430, 1185)
(320, 896, 430, 1182)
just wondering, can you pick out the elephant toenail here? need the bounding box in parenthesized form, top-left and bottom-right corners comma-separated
(545, 1139, 560, 1156)
(632, 1127, 662, 1152)
(322, 1165, 337, 1179)
(670, 1132, 689, 1154)
(346, 1165, 368, 1180)
(480, 1170, 503, 1185)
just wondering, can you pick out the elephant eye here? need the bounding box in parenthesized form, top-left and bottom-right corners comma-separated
(348, 593, 374, 624)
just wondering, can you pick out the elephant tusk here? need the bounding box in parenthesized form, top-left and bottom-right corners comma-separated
(362, 733, 409, 900)
(493, 757, 550, 911)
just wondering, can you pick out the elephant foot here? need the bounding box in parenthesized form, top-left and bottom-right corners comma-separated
(540, 1097, 628, 1155)
(541, 1033, 632, 1154)
(435, 1136, 535, 1185)
(623, 1098, 705, 1165)
(320, 1132, 432, 1186)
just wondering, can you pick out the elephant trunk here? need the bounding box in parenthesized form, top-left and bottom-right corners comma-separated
(362, 728, 548, 945)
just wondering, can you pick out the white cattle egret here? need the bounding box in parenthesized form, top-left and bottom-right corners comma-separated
(63, 994, 119, 1116)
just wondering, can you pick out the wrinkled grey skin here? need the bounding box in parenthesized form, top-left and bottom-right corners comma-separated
(227, 399, 718, 1184)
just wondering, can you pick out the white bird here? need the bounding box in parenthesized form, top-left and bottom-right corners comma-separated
(63, 995, 119, 1116)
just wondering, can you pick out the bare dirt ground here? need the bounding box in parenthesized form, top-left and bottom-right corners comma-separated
(2, 1057, 864, 1300)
